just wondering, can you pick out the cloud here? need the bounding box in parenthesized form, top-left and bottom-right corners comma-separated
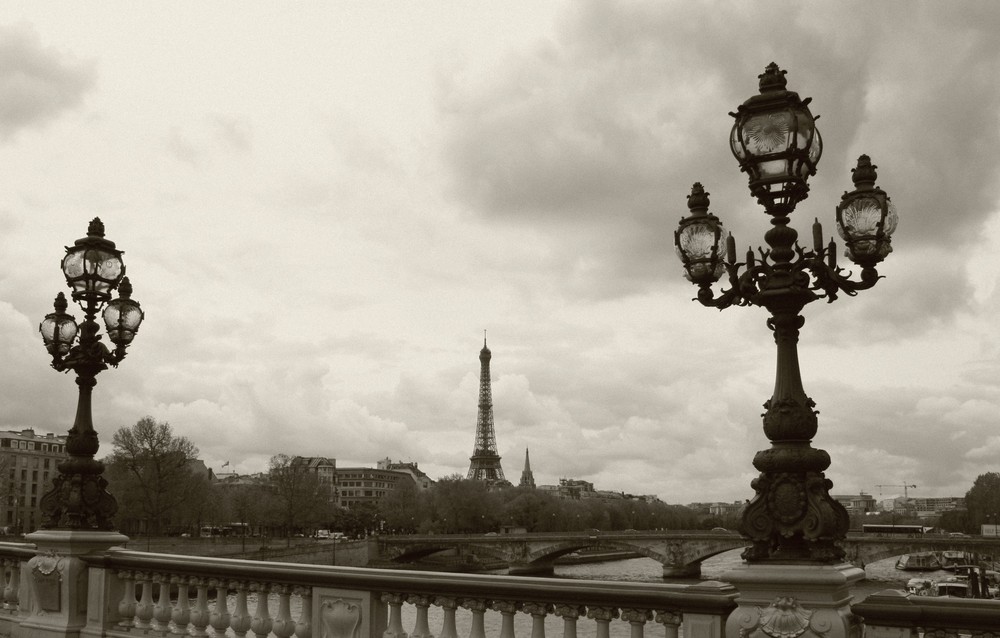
(437, 1, 1000, 321)
(0, 24, 94, 140)
(7, 2, 1000, 508)
(208, 115, 253, 153)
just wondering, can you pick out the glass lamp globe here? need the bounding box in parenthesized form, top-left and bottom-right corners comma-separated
(836, 155, 897, 268)
(102, 277, 144, 347)
(730, 63, 822, 212)
(675, 183, 728, 285)
(39, 292, 78, 356)
(62, 218, 125, 304)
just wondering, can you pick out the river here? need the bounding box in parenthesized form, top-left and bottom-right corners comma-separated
(548, 549, 924, 597)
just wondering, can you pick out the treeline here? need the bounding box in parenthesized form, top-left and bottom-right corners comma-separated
(102, 417, 726, 538)
(376, 474, 715, 535)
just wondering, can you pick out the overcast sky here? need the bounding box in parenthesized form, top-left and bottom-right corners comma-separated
(1, 1, 1000, 506)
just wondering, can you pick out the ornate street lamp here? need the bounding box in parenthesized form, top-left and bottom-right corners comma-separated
(38, 218, 145, 530)
(674, 64, 897, 563)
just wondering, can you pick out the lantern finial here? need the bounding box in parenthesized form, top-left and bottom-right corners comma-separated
(758, 63, 787, 93)
(850, 155, 877, 190)
(687, 183, 710, 214)
(87, 217, 106, 238)
(118, 276, 133, 299)
(53, 291, 68, 314)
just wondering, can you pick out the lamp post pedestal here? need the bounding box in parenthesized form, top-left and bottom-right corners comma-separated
(722, 563, 864, 638)
(19, 529, 129, 638)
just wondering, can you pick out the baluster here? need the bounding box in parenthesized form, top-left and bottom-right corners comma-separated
(409, 595, 433, 638)
(209, 578, 231, 638)
(381, 593, 408, 638)
(522, 603, 552, 638)
(272, 585, 296, 638)
(492, 601, 521, 638)
(435, 597, 458, 638)
(620, 609, 651, 638)
(586, 607, 619, 638)
(135, 572, 155, 630)
(251, 582, 273, 638)
(2, 560, 13, 611)
(5, 560, 19, 612)
(554, 605, 585, 638)
(171, 576, 192, 636)
(295, 587, 312, 638)
(152, 573, 173, 634)
(231, 581, 252, 638)
(460, 600, 487, 638)
(117, 571, 137, 629)
(189, 578, 211, 638)
(654, 612, 681, 638)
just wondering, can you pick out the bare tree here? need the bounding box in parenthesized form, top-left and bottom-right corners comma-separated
(105, 416, 200, 535)
(267, 454, 331, 545)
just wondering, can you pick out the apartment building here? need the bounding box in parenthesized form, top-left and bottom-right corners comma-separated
(0, 429, 68, 533)
(335, 466, 415, 508)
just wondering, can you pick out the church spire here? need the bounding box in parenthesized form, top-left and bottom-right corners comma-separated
(519, 447, 536, 489)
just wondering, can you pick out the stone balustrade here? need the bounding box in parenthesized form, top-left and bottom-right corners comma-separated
(4, 540, 1000, 638)
(0, 541, 737, 638)
(853, 588, 1000, 637)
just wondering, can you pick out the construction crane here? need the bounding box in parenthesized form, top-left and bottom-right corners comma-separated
(876, 484, 917, 500)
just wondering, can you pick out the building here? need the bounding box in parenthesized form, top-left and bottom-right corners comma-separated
(185, 459, 216, 482)
(910, 496, 965, 513)
(377, 458, 434, 491)
(536, 478, 595, 500)
(833, 494, 877, 515)
(335, 467, 417, 508)
(709, 501, 745, 518)
(518, 449, 535, 489)
(290, 456, 337, 503)
(0, 428, 68, 533)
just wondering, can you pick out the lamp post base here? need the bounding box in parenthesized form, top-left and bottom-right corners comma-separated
(19, 530, 129, 638)
(723, 562, 864, 638)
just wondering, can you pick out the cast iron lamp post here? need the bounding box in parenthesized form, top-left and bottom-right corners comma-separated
(37, 218, 144, 530)
(674, 63, 898, 563)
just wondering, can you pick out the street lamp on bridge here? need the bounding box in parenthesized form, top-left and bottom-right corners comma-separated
(38, 218, 145, 530)
(674, 63, 898, 564)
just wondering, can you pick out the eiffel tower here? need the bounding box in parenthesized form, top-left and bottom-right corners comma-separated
(467, 334, 508, 484)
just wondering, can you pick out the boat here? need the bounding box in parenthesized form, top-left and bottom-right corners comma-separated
(895, 552, 943, 571)
(939, 550, 968, 568)
(932, 579, 969, 598)
(905, 578, 933, 595)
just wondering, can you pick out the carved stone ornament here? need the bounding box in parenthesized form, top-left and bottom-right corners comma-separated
(757, 597, 811, 638)
(320, 599, 361, 638)
(736, 597, 815, 638)
(31, 553, 63, 612)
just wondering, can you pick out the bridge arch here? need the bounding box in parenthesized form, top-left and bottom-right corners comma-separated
(524, 539, 666, 566)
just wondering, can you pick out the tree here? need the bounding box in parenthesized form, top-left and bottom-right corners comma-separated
(964, 472, 1000, 533)
(267, 454, 333, 544)
(105, 416, 200, 535)
(426, 475, 500, 533)
(378, 481, 422, 533)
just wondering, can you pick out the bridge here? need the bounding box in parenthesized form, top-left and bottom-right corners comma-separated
(373, 531, 1000, 577)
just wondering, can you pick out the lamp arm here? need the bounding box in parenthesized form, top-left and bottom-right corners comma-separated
(104, 345, 128, 367)
(806, 250, 881, 302)
(695, 259, 771, 310)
